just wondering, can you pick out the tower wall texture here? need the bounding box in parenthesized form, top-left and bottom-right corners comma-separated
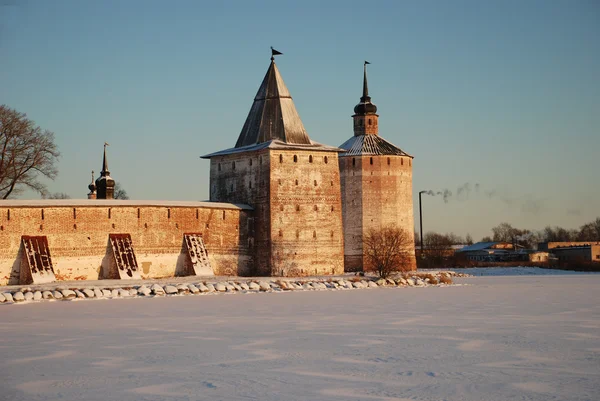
(209, 150, 270, 275)
(0, 201, 253, 285)
(209, 149, 345, 277)
(268, 149, 344, 276)
(340, 154, 416, 272)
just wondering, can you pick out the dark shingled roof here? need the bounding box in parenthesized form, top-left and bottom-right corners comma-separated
(234, 60, 311, 148)
(338, 134, 413, 157)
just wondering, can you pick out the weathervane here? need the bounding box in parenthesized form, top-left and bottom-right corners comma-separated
(271, 46, 282, 61)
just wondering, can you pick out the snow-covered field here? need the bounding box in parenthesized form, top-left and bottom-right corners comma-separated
(427, 266, 600, 276)
(1, 274, 599, 401)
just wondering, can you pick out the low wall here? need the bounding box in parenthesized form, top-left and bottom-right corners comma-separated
(0, 200, 254, 285)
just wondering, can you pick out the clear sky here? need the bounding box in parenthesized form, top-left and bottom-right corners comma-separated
(1, 0, 599, 240)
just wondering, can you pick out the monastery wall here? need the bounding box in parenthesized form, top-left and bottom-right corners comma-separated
(209, 148, 345, 276)
(269, 149, 345, 276)
(0, 200, 253, 285)
(340, 154, 416, 272)
(209, 149, 270, 275)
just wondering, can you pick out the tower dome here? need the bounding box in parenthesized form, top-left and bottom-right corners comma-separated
(87, 170, 97, 199)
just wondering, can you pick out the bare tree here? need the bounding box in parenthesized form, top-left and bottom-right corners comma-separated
(577, 218, 600, 241)
(44, 192, 71, 199)
(423, 232, 454, 260)
(542, 226, 577, 242)
(113, 182, 129, 200)
(465, 233, 473, 245)
(363, 227, 413, 278)
(0, 105, 60, 199)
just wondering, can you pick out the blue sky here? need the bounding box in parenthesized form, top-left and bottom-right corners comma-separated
(1, 0, 598, 240)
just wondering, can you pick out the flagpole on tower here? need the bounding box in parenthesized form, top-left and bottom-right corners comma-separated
(271, 47, 283, 61)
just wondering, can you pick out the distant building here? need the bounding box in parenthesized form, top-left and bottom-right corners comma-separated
(529, 251, 550, 263)
(456, 241, 525, 262)
(538, 241, 600, 251)
(95, 144, 115, 199)
(551, 244, 600, 263)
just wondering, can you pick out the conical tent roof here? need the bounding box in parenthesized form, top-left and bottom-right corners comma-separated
(235, 60, 311, 147)
(338, 134, 412, 157)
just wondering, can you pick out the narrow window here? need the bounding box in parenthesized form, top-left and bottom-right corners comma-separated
(313, 231, 317, 238)
(296, 230, 300, 238)
(293, 155, 298, 163)
(309, 155, 313, 163)
(73, 208, 77, 219)
(330, 230, 334, 238)
(279, 229, 283, 237)
(296, 205, 300, 211)
(368, 119, 372, 125)
(279, 179, 282, 185)
(370, 157, 373, 165)
(7, 210, 9, 221)
(41, 209, 44, 220)
(331, 206, 335, 212)
(401, 158, 404, 166)
(73, 224, 77, 229)
(249, 158, 253, 166)
(218, 163, 221, 171)
(196, 209, 199, 219)
(387, 157, 390, 165)
(108, 208, 111, 219)
(280, 204, 284, 211)
(330, 180, 333, 186)
(314, 180, 317, 186)
(206, 223, 210, 229)
(295, 179, 298, 186)
(324, 156, 328, 164)
(314, 205, 318, 211)
(232, 161, 236, 170)
(279, 154, 283, 163)
(352, 158, 355, 167)
(249, 181, 252, 189)
(168, 208, 171, 219)
(222, 210, 226, 220)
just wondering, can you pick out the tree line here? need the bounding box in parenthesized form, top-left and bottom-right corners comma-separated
(416, 217, 600, 251)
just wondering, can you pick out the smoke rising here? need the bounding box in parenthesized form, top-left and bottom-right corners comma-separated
(422, 182, 544, 214)
(422, 189, 452, 203)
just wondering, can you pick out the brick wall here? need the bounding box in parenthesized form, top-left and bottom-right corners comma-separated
(269, 149, 344, 276)
(209, 148, 345, 276)
(0, 201, 253, 285)
(340, 154, 416, 272)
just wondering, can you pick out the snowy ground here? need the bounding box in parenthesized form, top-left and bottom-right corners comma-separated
(1, 274, 599, 401)
(425, 265, 600, 277)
